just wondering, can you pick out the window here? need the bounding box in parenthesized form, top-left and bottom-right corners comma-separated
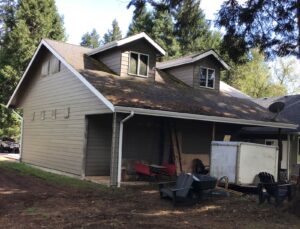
(199, 67, 215, 88)
(265, 139, 277, 146)
(129, 52, 149, 77)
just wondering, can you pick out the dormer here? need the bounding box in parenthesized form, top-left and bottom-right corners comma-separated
(157, 50, 230, 91)
(87, 33, 165, 80)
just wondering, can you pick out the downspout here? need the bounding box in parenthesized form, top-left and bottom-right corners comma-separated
(117, 111, 134, 188)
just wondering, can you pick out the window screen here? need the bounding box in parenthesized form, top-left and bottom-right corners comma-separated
(207, 69, 215, 88)
(200, 68, 207, 87)
(129, 52, 138, 75)
(199, 67, 215, 88)
(139, 54, 148, 76)
(298, 138, 300, 155)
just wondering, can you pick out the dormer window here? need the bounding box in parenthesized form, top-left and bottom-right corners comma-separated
(129, 52, 149, 77)
(200, 67, 215, 89)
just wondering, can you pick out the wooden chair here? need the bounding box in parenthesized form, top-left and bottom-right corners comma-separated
(258, 172, 293, 205)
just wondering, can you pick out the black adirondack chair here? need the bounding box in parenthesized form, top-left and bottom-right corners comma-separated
(192, 174, 217, 200)
(258, 172, 293, 205)
(159, 173, 194, 206)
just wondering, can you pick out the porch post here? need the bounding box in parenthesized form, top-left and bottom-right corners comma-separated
(278, 128, 283, 180)
(110, 113, 121, 186)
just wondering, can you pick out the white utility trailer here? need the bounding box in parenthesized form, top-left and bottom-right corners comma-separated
(210, 141, 278, 185)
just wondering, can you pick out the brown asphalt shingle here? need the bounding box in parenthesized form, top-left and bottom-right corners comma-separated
(44, 39, 290, 124)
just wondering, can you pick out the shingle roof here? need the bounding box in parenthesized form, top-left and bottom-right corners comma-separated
(156, 49, 230, 70)
(253, 95, 300, 132)
(41, 39, 295, 126)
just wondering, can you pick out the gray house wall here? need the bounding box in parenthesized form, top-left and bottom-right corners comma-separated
(290, 134, 300, 176)
(95, 49, 121, 74)
(165, 55, 222, 91)
(18, 51, 111, 176)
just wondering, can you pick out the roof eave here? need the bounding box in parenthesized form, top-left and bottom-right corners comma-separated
(87, 32, 166, 56)
(115, 106, 298, 129)
(158, 50, 230, 70)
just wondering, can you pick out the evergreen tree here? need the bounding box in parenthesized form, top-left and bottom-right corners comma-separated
(174, 0, 220, 55)
(102, 19, 122, 44)
(127, 4, 153, 36)
(0, 0, 65, 139)
(80, 28, 100, 48)
(151, 10, 180, 58)
(217, 0, 298, 59)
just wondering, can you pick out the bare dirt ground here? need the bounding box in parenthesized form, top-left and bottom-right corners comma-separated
(0, 167, 300, 229)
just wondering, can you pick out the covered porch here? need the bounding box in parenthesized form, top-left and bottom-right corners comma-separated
(83, 110, 287, 187)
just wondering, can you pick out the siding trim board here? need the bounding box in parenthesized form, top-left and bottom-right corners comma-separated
(7, 40, 115, 112)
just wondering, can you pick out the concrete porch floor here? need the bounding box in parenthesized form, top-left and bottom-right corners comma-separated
(85, 176, 152, 187)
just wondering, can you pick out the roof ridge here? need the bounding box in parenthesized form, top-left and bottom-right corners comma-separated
(43, 38, 93, 50)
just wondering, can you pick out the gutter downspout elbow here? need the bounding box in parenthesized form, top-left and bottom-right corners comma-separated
(117, 111, 134, 187)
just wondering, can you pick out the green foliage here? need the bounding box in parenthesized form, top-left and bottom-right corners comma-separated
(127, 0, 221, 57)
(231, 49, 287, 98)
(103, 19, 122, 44)
(173, 0, 220, 55)
(0, 0, 65, 139)
(127, 4, 153, 36)
(217, 0, 298, 59)
(151, 10, 180, 58)
(80, 28, 100, 48)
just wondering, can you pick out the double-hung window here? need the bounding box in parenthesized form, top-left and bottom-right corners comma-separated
(129, 52, 149, 77)
(199, 67, 215, 89)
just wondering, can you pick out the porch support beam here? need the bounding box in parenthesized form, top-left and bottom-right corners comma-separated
(110, 113, 122, 186)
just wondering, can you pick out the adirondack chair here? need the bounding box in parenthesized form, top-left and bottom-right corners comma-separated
(158, 173, 194, 206)
(192, 174, 217, 200)
(258, 172, 293, 205)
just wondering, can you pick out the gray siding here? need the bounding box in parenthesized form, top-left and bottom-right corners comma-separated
(96, 49, 121, 74)
(120, 40, 157, 80)
(163, 55, 222, 91)
(166, 64, 194, 86)
(19, 51, 111, 176)
(85, 115, 112, 176)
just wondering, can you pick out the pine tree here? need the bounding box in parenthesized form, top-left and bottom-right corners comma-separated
(151, 10, 180, 58)
(80, 29, 100, 48)
(0, 0, 65, 139)
(2, 0, 65, 71)
(127, 4, 153, 36)
(174, 0, 220, 55)
(102, 19, 122, 44)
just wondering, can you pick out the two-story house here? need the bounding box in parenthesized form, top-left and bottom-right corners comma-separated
(7, 32, 297, 186)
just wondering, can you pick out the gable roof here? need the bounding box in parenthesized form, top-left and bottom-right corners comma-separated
(7, 39, 297, 129)
(157, 49, 230, 70)
(88, 32, 166, 56)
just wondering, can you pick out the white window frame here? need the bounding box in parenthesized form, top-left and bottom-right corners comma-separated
(128, 51, 149, 78)
(199, 67, 215, 89)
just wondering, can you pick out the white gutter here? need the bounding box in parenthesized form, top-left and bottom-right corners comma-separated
(115, 106, 298, 129)
(117, 111, 134, 187)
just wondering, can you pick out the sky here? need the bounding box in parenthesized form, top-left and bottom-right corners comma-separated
(55, 0, 232, 45)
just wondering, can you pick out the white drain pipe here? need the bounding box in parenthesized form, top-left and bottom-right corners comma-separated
(117, 111, 134, 187)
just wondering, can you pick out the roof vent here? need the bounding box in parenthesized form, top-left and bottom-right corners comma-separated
(268, 101, 285, 121)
